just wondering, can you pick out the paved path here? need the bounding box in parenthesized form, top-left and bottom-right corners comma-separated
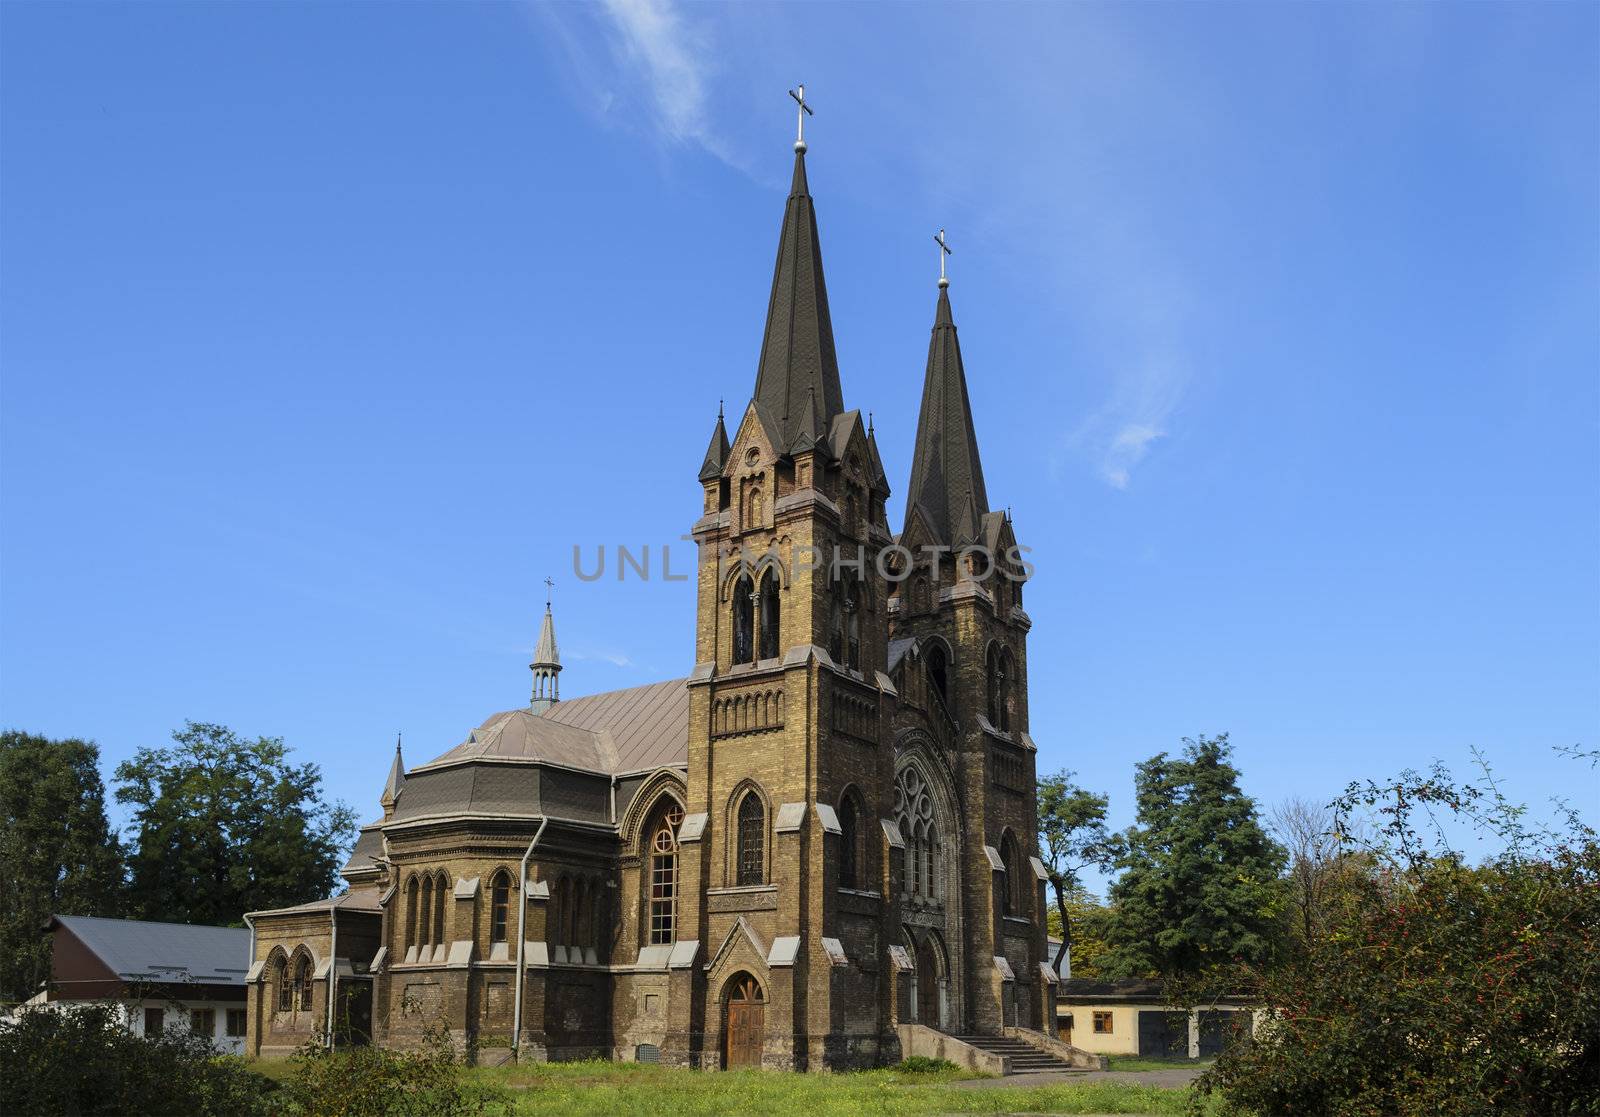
(951, 1066, 1205, 1089)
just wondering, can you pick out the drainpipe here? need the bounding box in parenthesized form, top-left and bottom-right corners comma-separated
(243, 913, 256, 1055)
(511, 816, 549, 1060)
(326, 903, 339, 1048)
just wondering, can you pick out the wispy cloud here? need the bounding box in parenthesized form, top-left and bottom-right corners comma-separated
(529, 0, 744, 171)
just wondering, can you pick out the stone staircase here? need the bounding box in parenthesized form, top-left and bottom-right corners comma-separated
(950, 1033, 1085, 1075)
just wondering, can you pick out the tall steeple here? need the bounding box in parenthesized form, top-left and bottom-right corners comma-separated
(379, 734, 405, 820)
(904, 260, 989, 546)
(749, 89, 845, 456)
(529, 581, 561, 714)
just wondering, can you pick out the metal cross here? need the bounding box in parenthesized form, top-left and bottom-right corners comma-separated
(789, 84, 813, 151)
(934, 228, 952, 288)
(543, 576, 554, 608)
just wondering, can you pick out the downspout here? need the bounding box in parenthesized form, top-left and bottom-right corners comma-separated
(511, 815, 549, 1060)
(243, 913, 256, 1055)
(326, 903, 338, 1048)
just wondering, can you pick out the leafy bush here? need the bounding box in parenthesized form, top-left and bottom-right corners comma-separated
(281, 1026, 507, 1116)
(895, 1054, 959, 1073)
(0, 1002, 276, 1116)
(1194, 752, 1600, 1116)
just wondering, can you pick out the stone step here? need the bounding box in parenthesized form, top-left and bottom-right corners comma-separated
(949, 1035, 1082, 1076)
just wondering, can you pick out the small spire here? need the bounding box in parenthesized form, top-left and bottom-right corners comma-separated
(530, 587, 562, 714)
(380, 736, 407, 816)
(699, 406, 731, 481)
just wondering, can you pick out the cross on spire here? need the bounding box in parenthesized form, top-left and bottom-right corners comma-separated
(788, 84, 813, 153)
(935, 228, 952, 289)
(543, 575, 554, 610)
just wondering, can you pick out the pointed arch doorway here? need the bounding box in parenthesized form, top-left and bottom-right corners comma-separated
(723, 973, 765, 1069)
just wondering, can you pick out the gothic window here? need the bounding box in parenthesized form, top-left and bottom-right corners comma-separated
(736, 792, 765, 886)
(648, 803, 684, 945)
(830, 571, 862, 671)
(838, 794, 860, 890)
(490, 870, 511, 944)
(757, 570, 780, 660)
(295, 953, 313, 1012)
(274, 954, 290, 1012)
(747, 484, 764, 530)
(895, 766, 939, 901)
(404, 876, 419, 950)
(1000, 833, 1022, 917)
(733, 575, 755, 665)
(433, 872, 447, 947)
(926, 644, 950, 711)
(986, 646, 1013, 732)
(418, 876, 434, 949)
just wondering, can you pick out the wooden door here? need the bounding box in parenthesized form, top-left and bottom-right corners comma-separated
(916, 942, 939, 1028)
(725, 976, 764, 1069)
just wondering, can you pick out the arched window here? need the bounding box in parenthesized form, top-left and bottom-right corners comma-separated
(1000, 833, 1022, 917)
(418, 876, 434, 949)
(648, 803, 684, 945)
(757, 569, 780, 660)
(987, 646, 1012, 732)
(273, 953, 290, 1012)
(839, 795, 860, 890)
(433, 872, 448, 947)
(926, 644, 950, 710)
(296, 953, 313, 1012)
(490, 870, 511, 944)
(733, 575, 755, 665)
(830, 571, 862, 671)
(896, 766, 938, 900)
(736, 792, 765, 886)
(404, 876, 420, 951)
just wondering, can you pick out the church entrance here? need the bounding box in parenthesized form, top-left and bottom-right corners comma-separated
(723, 974, 765, 1069)
(916, 939, 940, 1027)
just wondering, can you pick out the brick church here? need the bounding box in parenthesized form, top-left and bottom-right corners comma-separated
(244, 115, 1056, 1071)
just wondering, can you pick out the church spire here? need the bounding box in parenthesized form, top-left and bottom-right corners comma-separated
(904, 240, 990, 546)
(698, 402, 730, 482)
(530, 579, 561, 714)
(380, 734, 406, 819)
(750, 86, 844, 456)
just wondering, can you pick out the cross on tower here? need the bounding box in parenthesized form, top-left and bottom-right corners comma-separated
(543, 576, 554, 609)
(788, 84, 813, 153)
(934, 228, 952, 288)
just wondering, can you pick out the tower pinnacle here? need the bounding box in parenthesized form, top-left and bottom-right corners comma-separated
(530, 584, 562, 714)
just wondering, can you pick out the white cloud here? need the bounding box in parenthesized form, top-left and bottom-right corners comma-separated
(1102, 423, 1167, 490)
(569, 648, 635, 669)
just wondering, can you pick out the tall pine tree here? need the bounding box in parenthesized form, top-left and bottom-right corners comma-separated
(0, 731, 126, 1002)
(1103, 734, 1284, 979)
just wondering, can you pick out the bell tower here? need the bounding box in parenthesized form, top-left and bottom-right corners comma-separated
(672, 94, 903, 1070)
(891, 253, 1048, 1034)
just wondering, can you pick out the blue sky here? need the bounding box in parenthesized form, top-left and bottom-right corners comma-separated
(3, 2, 1596, 886)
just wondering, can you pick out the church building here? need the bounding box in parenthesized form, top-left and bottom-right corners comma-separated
(244, 104, 1056, 1071)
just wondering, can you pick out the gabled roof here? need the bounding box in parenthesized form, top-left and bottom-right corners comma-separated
(51, 915, 251, 986)
(904, 285, 990, 545)
(750, 151, 846, 455)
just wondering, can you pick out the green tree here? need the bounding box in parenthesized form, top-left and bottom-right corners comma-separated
(0, 731, 126, 1003)
(1044, 886, 1115, 980)
(115, 722, 357, 925)
(1196, 752, 1600, 1116)
(1102, 734, 1284, 979)
(1036, 768, 1113, 972)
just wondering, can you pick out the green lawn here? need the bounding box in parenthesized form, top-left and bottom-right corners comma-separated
(1103, 1055, 1213, 1073)
(248, 1054, 1210, 1115)
(474, 1060, 1204, 1116)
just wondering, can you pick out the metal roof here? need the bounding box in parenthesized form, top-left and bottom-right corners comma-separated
(52, 915, 251, 986)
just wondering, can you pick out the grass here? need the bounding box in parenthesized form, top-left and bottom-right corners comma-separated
(470, 1059, 1205, 1116)
(1104, 1055, 1214, 1072)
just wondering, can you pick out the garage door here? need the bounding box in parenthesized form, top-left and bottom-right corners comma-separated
(1136, 1010, 1186, 1058)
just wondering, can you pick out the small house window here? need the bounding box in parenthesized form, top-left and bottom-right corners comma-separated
(1093, 1011, 1114, 1034)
